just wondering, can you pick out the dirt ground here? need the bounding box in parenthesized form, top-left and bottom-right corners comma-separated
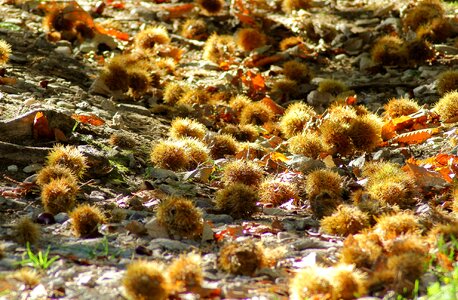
(0, 0, 458, 299)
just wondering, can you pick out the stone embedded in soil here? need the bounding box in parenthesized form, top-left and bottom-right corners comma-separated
(145, 217, 170, 239)
(204, 213, 233, 224)
(149, 238, 193, 251)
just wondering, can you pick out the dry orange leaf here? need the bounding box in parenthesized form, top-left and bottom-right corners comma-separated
(251, 73, 266, 91)
(345, 95, 357, 105)
(245, 55, 283, 68)
(261, 97, 284, 115)
(235, 13, 257, 26)
(436, 252, 454, 271)
(71, 114, 105, 126)
(402, 163, 447, 187)
(164, 3, 195, 18)
(54, 128, 67, 142)
(389, 128, 440, 145)
(95, 25, 129, 41)
(0, 77, 17, 85)
(270, 151, 289, 163)
(33, 111, 54, 140)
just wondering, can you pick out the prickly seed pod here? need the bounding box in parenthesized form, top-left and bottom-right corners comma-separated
(239, 102, 275, 126)
(167, 252, 203, 292)
(229, 94, 252, 116)
(178, 88, 211, 105)
(15, 217, 41, 245)
(222, 159, 263, 187)
(282, 60, 312, 82)
(215, 183, 259, 219)
(134, 26, 170, 51)
(279, 102, 316, 139)
(220, 124, 259, 142)
(289, 265, 332, 300)
(218, 240, 265, 275)
(436, 70, 458, 96)
(100, 55, 130, 92)
(46, 144, 87, 178)
(11, 268, 40, 290)
(202, 33, 236, 63)
(402, 0, 444, 32)
(373, 212, 420, 240)
(406, 38, 434, 63)
(150, 139, 188, 171)
(416, 17, 452, 43)
(170, 117, 207, 140)
(434, 91, 458, 122)
(287, 132, 324, 159)
(123, 261, 170, 300)
(235, 28, 267, 52)
(70, 204, 106, 238)
(0, 39, 11, 65)
(383, 97, 420, 118)
(181, 19, 208, 41)
(41, 177, 78, 215)
(108, 131, 137, 148)
(317, 79, 348, 96)
(363, 161, 417, 207)
(330, 264, 367, 300)
(127, 69, 151, 97)
(320, 205, 370, 236)
(371, 35, 408, 66)
(156, 197, 203, 239)
(339, 232, 383, 269)
(305, 169, 342, 200)
(181, 137, 210, 169)
(322, 125, 353, 156)
(270, 78, 300, 101)
(162, 81, 191, 105)
(206, 133, 239, 159)
(428, 223, 458, 244)
(36, 165, 77, 187)
(347, 114, 382, 153)
(258, 178, 298, 206)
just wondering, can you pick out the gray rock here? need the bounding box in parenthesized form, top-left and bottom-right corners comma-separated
(263, 208, 289, 216)
(434, 44, 458, 55)
(295, 217, 319, 230)
(286, 156, 325, 173)
(54, 212, 69, 224)
(372, 149, 391, 160)
(291, 237, 336, 250)
(23, 164, 42, 173)
(204, 214, 233, 224)
(148, 168, 179, 180)
(201, 222, 214, 242)
(149, 238, 192, 251)
(117, 103, 151, 116)
(307, 90, 334, 106)
(145, 218, 170, 239)
(54, 46, 72, 56)
(88, 190, 106, 202)
(7, 165, 18, 172)
(0, 85, 21, 94)
(359, 53, 377, 72)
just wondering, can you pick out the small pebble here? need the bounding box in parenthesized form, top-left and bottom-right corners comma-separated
(23, 164, 42, 173)
(7, 165, 18, 172)
(54, 212, 69, 224)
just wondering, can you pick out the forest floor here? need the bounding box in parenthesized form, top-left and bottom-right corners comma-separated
(0, 0, 458, 299)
